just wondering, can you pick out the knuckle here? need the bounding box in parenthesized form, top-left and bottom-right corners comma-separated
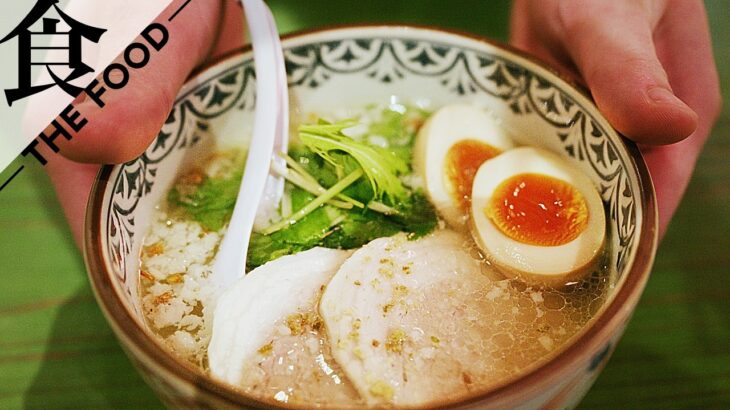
(156, 85, 175, 117)
(556, 1, 594, 38)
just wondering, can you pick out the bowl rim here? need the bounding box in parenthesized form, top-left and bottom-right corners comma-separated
(84, 23, 658, 409)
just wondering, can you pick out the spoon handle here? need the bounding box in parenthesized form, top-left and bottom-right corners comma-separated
(253, 3, 289, 231)
(213, 0, 288, 285)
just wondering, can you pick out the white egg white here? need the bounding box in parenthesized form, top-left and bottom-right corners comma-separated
(470, 147, 606, 286)
(414, 104, 515, 228)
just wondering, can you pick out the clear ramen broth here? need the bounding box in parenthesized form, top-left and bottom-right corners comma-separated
(138, 103, 611, 407)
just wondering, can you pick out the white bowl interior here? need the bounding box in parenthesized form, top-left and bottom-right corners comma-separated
(97, 26, 643, 376)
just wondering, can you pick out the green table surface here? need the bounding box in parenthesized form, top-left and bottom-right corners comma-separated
(1, 1, 729, 408)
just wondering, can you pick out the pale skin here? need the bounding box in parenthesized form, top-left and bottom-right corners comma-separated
(45, 0, 721, 248)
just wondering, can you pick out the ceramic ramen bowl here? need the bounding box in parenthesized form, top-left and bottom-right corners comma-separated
(85, 25, 657, 409)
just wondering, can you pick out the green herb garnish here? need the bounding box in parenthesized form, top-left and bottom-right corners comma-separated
(167, 171, 242, 231)
(168, 106, 437, 271)
(299, 120, 409, 203)
(261, 169, 364, 235)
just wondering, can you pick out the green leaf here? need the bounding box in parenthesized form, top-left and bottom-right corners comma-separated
(284, 188, 342, 242)
(300, 120, 409, 202)
(289, 147, 339, 188)
(321, 211, 402, 249)
(321, 191, 437, 249)
(261, 169, 363, 235)
(390, 191, 439, 238)
(246, 233, 305, 271)
(247, 187, 438, 270)
(290, 148, 374, 204)
(246, 107, 438, 270)
(367, 106, 430, 168)
(246, 186, 345, 270)
(369, 108, 407, 141)
(167, 172, 242, 231)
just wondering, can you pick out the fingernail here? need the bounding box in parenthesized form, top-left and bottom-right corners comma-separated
(647, 86, 697, 119)
(647, 87, 678, 104)
(647, 86, 699, 140)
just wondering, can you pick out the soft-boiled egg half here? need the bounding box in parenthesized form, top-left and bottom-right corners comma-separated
(414, 104, 515, 228)
(470, 147, 606, 286)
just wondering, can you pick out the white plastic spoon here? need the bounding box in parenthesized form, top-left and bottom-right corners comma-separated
(210, 0, 289, 292)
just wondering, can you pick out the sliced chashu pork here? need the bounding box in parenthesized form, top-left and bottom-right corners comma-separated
(320, 230, 510, 406)
(208, 247, 360, 405)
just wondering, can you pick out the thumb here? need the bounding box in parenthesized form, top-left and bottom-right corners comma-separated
(556, 1, 698, 145)
(58, 0, 233, 164)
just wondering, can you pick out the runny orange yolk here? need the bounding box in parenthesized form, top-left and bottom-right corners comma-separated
(485, 173, 589, 246)
(445, 139, 502, 212)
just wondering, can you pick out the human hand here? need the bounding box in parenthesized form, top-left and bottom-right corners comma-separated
(510, 0, 722, 239)
(44, 0, 244, 247)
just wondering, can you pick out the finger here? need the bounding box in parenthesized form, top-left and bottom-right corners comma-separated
(639, 0, 722, 238)
(46, 151, 100, 248)
(653, 0, 721, 136)
(215, 0, 246, 58)
(641, 139, 700, 240)
(555, 0, 698, 145)
(57, 0, 236, 164)
(509, 0, 581, 80)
